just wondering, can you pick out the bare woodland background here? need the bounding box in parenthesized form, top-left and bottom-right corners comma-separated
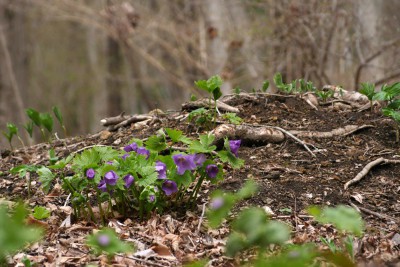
(1, 0, 400, 147)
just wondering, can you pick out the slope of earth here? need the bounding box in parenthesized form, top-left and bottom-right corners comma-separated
(0, 92, 399, 266)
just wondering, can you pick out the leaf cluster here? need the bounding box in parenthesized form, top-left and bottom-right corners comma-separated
(273, 73, 315, 94)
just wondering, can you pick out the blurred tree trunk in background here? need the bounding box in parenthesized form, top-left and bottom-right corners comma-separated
(106, 37, 124, 116)
(0, 0, 30, 145)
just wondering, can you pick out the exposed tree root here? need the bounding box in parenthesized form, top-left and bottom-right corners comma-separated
(101, 114, 154, 131)
(349, 202, 399, 224)
(344, 157, 400, 189)
(212, 124, 285, 144)
(290, 124, 374, 138)
(182, 99, 240, 113)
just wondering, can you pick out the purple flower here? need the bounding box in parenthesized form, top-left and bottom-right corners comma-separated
(172, 154, 196, 175)
(148, 195, 156, 202)
(137, 147, 150, 159)
(210, 197, 224, 210)
(98, 179, 107, 192)
(97, 234, 110, 247)
(206, 164, 219, 178)
(104, 171, 118, 185)
(162, 180, 178, 196)
(155, 161, 167, 179)
(122, 153, 130, 160)
(193, 154, 206, 167)
(106, 161, 113, 165)
(123, 174, 134, 188)
(124, 142, 138, 152)
(86, 168, 95, 179)
(229, 140, 241, 157)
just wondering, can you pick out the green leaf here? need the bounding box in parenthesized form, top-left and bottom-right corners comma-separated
(145, 135, 167, 152)
(26, 108, 41, 127)
(49, 149, 58, 165)
(73, 148, 101, 171)
(207, 75, 223, 91)
(10, 164, 39, 178)
(136, 166, 158, 187)
(37, 167, 55, 194)
(222, 113, 242, 125)
(386, 99, 400, 110)
(217, 151, 244, 169)
(194, 80, 208, 92)
(308, 205, 364, 236)
(0, 203, 43, 259)
(23, 121, 34, 138)
(49, 154, 73, 170)
(6, 123, 18, 136)
(212, 87, 222, 101)
(273, 73, 284, 88)
(165, 128, 191, 144)
(236, 180, 257, 199)
(32, 206, 50, 220)
(262, 80, 269, 92)
(359, 82, 376, 100)
(52, 106, 64, 125)
(255, 244, 318, 267)
(40, 113, 53, 133)
(93, 146, 120, 162)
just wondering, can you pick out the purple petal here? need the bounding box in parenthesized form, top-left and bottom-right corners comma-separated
(193, 154, 206, 167)
(86, 168, 95, 179)
(98, 179, 107, 192)
(162, 180, 178, 196)
(137, 147, 150, 159)
(123, 174, 134, 188)
(172, 154, 196, 175)
(97, 234, 110, 246)
(155, 161, 167, 179)
(210, 197, 224, 210)
(229, 140, 241, 157)
(104, 171, 118, 185)
(206, 164, 219, 178)
(124, 142, 138, 152)
(148, 195, 156, 202)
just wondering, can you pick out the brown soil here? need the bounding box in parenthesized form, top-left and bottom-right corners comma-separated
(1, 93, 399, 266)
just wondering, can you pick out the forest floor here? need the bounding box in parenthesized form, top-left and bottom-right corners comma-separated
(0, 92, 400, 266)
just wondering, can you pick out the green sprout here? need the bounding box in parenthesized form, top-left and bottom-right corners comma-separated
(359, 82, 377, 112)
(315, 89, 334, 102)
(2, 123, 24, 150)
(53, 106, 67, 137)
(194, 75, 223, 126)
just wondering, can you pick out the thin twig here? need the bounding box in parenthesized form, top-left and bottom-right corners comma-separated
(197, 202, 207, 234)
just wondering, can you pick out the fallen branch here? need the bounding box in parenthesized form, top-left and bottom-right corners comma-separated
(182, 98, 240, 113)
(349, 202, 399, 224)
(100, 112, 130, 126)
(344, 157, 400, 189)
(290, 124, 374, 139)
(107, 115, 153, 131)
(211, 124, 285, 145)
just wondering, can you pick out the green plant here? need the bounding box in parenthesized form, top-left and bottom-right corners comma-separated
(2, 123, 24, 150)
(188, 108, 214, 129)
(273, 73, 315, 95)
(194, 75, 223, 125)
(35, 129, 243, 223)
(0, 203, 43, 264)
(359, 82, 377, 112)
(222, 113, 243, 125)
(262, 80, 269, 92)
(32, 206, 51, 220)
(23, 121, 34, 138)
(315, 88, 334, 102)
(25, 108, 54, 142)
(86, 228, 133, 261)
(10, 164, 40, 199)
(53, 106, 67, 137)
(373, 82, 400, 142)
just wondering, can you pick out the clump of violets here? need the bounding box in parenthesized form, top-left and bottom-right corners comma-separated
(173, 154, 197, 175)
(229, 140, 241, 157)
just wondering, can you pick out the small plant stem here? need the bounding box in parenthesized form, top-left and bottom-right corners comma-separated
(139, 200, 144, 220)
(189, 174, 206, 207)
(7, 141, 13, 150)
(96, 191, 106, 225)
(62, 125, 67, 137)
(86, 193, 95, 222)
(17, 135, 25, 147)
(40, 128, 46, 142)
(396, 123, 399, 143)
